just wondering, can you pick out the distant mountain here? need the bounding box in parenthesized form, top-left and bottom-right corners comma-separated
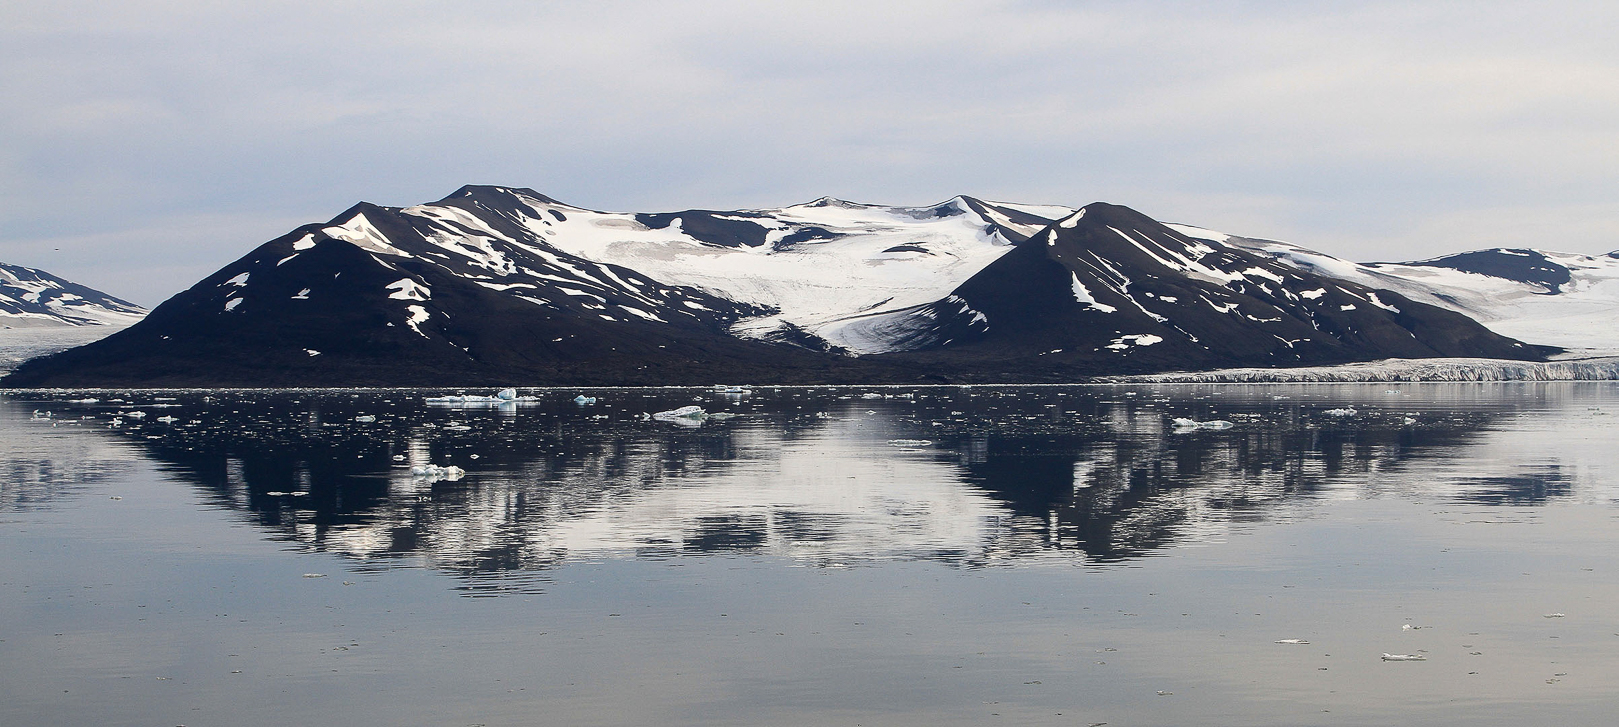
(1, 262, 145, 328)
(1172, 225, 1619, 352)
(1, 187, 1543, 387)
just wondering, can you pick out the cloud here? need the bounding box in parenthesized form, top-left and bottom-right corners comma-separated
(2, 0, 1616, 302)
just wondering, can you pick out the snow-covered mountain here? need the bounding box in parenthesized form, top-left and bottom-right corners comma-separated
(856, 203, 1534, 378)
(1169, 226, 1619, 353)
(0, 187, 1542, 387)
(0, 262, 145, 328)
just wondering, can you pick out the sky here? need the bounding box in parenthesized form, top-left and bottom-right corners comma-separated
(3, 0, 1617, 307)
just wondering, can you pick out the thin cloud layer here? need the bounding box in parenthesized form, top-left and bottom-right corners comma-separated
(3, 0, 1615, 305)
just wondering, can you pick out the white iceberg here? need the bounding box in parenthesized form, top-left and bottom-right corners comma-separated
(1381, 653, 1427, 661)
(574, 395, 597, 404)
(652, 405, 708, 426)
(426, 388, 540, 405)
(1171, 418, 1233, 430)
(410, 464, 466, 482)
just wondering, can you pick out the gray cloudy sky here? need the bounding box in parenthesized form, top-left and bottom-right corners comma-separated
(4, 1, 1616, 306)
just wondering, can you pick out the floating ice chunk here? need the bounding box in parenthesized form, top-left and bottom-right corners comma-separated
(410, 464, 465, 482)
(573, 395, 597, 404)
(1323, 408, 1358, 417)
(67, 398, 99, 403)
(712, 384, 752, 394)
(1172, 418, 1233, 430)
(1402, 416, 1418, 425)
(652, 405, 708, 425)
(354, 415, 376, 423)
(302, 573, 327, 578)
(1274, 639, 1310, 645)
(224, 298, 243, 311)
(305, 349, 321, 356)
(125, 411, 146, 419)
(1381, 653, 1426, 661)
(1544, 613, 1566, 618)
(426, 389, 539, 404)
(888, 439, 934, 447)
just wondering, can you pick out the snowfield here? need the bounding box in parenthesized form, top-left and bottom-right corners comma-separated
(432, 191, 1072, 353)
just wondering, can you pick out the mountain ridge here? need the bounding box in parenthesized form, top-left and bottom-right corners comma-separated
(1, 187, 1556, 387)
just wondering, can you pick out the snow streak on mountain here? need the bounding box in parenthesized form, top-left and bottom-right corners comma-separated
(0, 262, 146, 328)
(1, 187, 1544, 387)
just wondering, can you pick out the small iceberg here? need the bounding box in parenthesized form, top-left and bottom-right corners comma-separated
(1274, 639, 1310, 645)
(1171, 418, 1233, 430)
(410, 464, 466, 482)
(354, 415, 376, 423)
(426, 388, 540, 405)
(573, 395, 597, 404)
(652, 405, 708, 426)
(1323, 408, 1358, 417)
(1381, 653, 1427, 661)
(888, 439, 934, 447)
(712, 384, 752, 394)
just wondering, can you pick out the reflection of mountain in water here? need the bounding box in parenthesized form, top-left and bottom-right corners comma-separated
(14, 385, 1604, 590)
(30, 387, 1583, 587)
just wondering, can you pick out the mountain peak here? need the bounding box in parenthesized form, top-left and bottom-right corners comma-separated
(795, 196, 873, 209)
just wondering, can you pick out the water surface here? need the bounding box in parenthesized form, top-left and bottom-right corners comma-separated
(3, 383, 1617, 726)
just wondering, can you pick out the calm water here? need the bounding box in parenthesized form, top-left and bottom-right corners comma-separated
(3, 383, 1617, 726)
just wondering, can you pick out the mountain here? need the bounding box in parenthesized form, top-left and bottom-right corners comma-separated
(846, 203, 1538, 379)
(1, 187, 1542, 387)
(1, 262, 145, 328)
(1171, 225, 1619, 353)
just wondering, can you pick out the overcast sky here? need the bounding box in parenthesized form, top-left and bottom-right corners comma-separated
(4, 1, 1616, 306)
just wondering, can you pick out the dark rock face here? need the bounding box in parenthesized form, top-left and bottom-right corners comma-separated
(2, 191, 1542, 388)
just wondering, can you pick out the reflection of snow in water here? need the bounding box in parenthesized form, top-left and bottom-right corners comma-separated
(20, 383, 1619, 580)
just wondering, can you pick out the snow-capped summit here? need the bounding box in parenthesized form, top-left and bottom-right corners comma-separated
(0, 262, 145, 328)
